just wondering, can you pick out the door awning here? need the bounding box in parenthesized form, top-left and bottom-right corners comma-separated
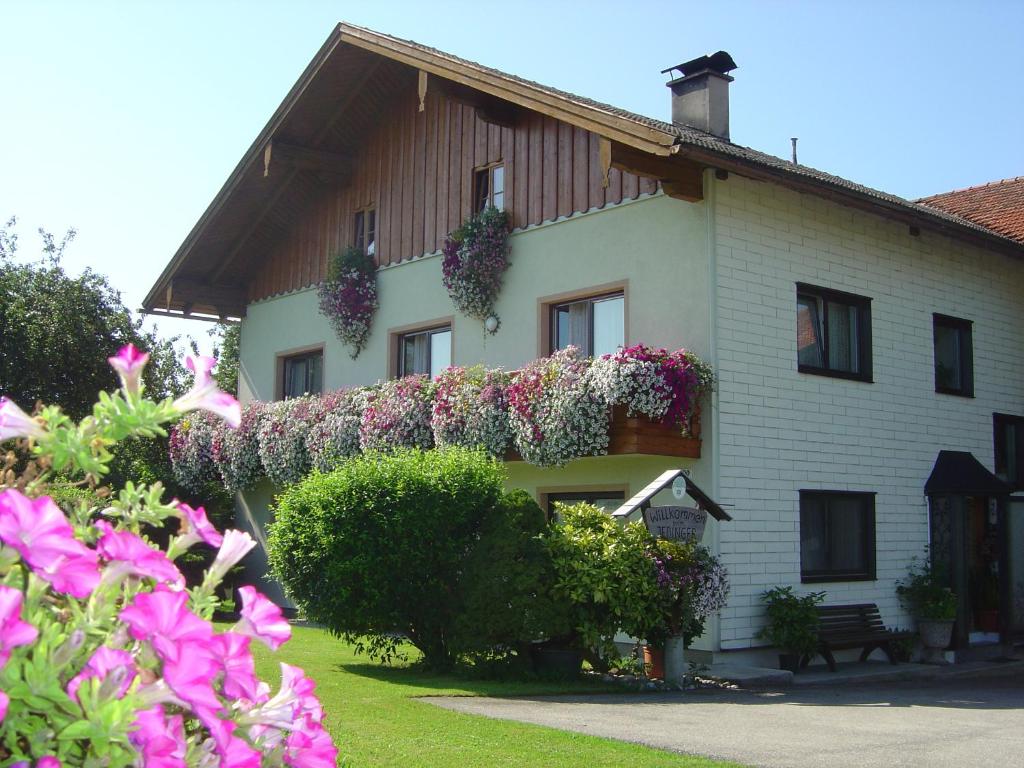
(925, 450, 1012, 496)
(612, 469, 731, 521)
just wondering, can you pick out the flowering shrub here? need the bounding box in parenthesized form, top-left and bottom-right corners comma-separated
(211, 400, 268, 492)
(431, 366, 512, 457)
(257, 396, 319, 487)
(305, 387, 371, 473)
(0, 345, 338, 767)
(506, 347, 609, 467)
(168, 410, 221, 493)
(588, 343, 708, 433)
(317, 246, 378, 358)
(359, 376, 435, 452)
(442, 207, 511, 323)
(649, 538, 730, 645)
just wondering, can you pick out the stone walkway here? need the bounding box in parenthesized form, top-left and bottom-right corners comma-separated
(426, 665, 1024, 768)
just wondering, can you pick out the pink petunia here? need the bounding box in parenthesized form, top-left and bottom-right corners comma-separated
(107, 344, 149, 396)
(172, 356, 241, 428)
(284, 720, 338, 768)
(162, 640, 223, 711)
(212, 632, 263, 702)
(236, 586, 291, 650)
(206, 529, 256, 586)
(173, 501, 223, 549)
(130, 706, 186, 768)
(0, 397, 45, 442)
(119, 586, 213, 662)
(0, 585, 38, 668)
(95, 521, 184, 587)
(66, 646, 137, 703)
(0, 489, 100, 598)
(197, 707, 262, 768)
(0, 689, 7, 722)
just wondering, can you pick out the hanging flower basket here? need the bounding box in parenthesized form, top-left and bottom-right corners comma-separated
(442, 207, 512, 325)
(317, 246, 378, 358)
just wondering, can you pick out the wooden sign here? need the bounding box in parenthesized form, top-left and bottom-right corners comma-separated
(643, 506, 707, 542)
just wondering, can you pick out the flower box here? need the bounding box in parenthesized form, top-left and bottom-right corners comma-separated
(505, 405, 701, 462)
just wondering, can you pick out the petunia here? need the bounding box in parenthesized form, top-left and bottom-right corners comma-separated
(0, 489, 100, 598)
(0, 397, 45, 443)
(0, 585, 38, 668)
(107, 344, 149, 396)
(130, 705, 187, 768)
(173, 501, 223, 549)
(162, 640, 222, 711)
(0, 689, 7, 722)
(66, 646, 137, 703)
(119, 586, 213, 662)
(212, 632, 263, 702)
(95, 521, 184, 587)
(205, 529, 256, 586)
(172, 356, 241, 428)
(284, 720, 338, 768)
(235, 586, 291, 650)
(196, 707, 262, 768)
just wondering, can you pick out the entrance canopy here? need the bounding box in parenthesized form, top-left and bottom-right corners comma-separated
(612, 469, 731, 521)
(924, 450, 1011, 496)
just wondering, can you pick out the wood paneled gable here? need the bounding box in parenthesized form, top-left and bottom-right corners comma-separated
(249, 84, 659, 302)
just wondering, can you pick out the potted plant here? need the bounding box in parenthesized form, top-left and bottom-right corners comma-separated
(888, 628, 917, 663)
(896, 556, 957, 661)
(757, 586, 826, 672)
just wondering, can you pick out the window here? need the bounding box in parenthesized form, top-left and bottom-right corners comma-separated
(473, 164, 504, 212)
(796, 284, 872, 381)
(354, 207, 376, 256)
(799, 491, 876, 582)
(994, 413, 1024, 491)
(397, 326, 451, 379)
(933, 314, 973, 396)
(545, 490, 625, 521)
(550, 292, 624, 357)
(281, 350, 323, 399)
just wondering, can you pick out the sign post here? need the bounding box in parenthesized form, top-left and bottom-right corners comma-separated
(643, 505, 708, 542)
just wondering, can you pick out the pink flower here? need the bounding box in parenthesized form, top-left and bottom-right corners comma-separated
(119, 586, 213, 662)
(66, 646, 136, 702)
(162, 641, 222, 711)
(95, 521, 184, 587)
(173, 356, 241, 428)
(107, 344, 149, 396)
(285, 721, 338, 768)
(212, 632, 264, 702)
(236, 586, 291, 650)
(207, 529, 256, 586)
(0, 585, 38, 668)
(0, 397, 44, 442)
(174, 501, 223, 549)
(0, 489, 100, 598)
(197, 707, 262, 768)
(0, 689, 7, 722)
(131, 706, 186, 768)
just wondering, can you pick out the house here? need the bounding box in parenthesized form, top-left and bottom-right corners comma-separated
(143, 23, 1024, 664)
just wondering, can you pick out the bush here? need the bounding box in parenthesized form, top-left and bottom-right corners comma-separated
(451, 489, 566, 660)
(267, 447, 505, 668)
(757, 586, 825, 657)
(545, 502, 662, 664)
(896, 555, 957, 620)
(359, 376, 435, 452)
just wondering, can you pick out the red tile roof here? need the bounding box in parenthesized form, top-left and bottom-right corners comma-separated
(918, 177, 1024, 244)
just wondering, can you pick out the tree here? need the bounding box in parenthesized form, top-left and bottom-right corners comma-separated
(0, 216, 185, 418)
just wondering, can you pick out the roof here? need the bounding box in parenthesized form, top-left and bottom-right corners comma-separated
(143, 23, 1024, 317)
(924, 450, 1011, 496)
(918, 177, 1024, 244)
(612, 469, 731, 522)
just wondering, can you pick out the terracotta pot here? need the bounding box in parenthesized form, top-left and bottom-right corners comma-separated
(643, 646, 665, 679)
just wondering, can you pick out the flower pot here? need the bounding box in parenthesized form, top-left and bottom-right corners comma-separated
(643, 646, 665, 679)
(917, 619, 954, 663)
(663, 635, 687, 688)
(778, 653, 801, 673)
(529, 645, 583, 680)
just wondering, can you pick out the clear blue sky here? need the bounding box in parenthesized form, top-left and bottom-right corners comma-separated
(2, 0, 1022, 350)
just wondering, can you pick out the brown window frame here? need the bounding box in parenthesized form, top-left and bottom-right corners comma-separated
(354, 206, 376, 257)
(994, 413, 1024, 491)
(799, 490, 877, 583)
(933, 313, 974, 397)
(796, 283, 873, 383)
(473, 162, 505, 213)
(540, 487, 628, 522)
(276, 345, 325, 401)
(392, 322, 453, 379)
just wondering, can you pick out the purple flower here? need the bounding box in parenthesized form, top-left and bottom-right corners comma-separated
(173, 356, 241, 428)
(66, 646, 137, 702)
(107, 343, 149, 396)
(0, 585, 38, 668)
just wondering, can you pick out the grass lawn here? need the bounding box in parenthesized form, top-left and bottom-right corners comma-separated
(248, 624, 741, 768)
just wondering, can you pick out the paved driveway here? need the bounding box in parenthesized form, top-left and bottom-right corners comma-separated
(426, 668, 1024, 768)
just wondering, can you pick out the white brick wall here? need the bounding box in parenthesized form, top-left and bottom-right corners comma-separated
(712, 175, 1024, 649)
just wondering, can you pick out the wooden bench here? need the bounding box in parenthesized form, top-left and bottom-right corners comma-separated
(805, 604, 913, 672)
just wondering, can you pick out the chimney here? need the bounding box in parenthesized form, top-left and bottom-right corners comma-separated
(662, 51, 737, 140)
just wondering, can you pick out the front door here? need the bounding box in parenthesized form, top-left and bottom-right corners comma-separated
(1006, 497, 1024, 641)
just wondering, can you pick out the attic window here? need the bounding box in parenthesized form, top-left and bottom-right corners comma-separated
(473, 164, 504, 212)
(354, 207, 376, 256)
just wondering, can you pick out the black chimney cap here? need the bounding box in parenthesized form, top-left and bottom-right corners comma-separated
(662, 51, 738, 80)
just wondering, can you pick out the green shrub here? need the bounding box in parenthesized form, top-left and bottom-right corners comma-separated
(756, 586, 825, 657)
(267, 447, 505, 669)
(545, 502, 662, 664)
(896, 555, 957, 620)
(451, 489, 567, 661)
